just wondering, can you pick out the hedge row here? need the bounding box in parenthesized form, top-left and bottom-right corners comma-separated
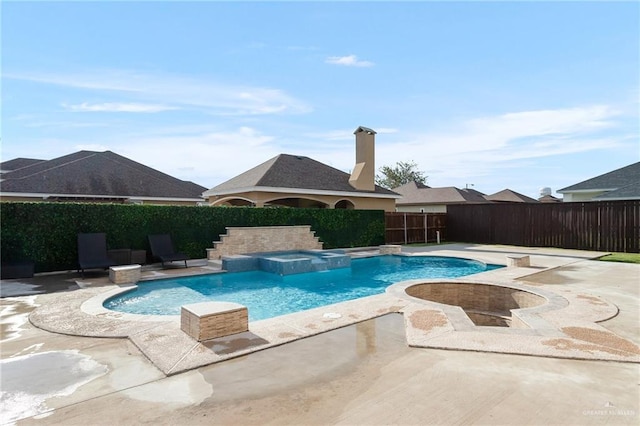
(0, 202, 386, 273)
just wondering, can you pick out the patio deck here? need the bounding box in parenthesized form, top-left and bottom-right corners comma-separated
(1, 244, 639, 425)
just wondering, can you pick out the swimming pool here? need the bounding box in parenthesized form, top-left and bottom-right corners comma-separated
(105, 255, 502, 321)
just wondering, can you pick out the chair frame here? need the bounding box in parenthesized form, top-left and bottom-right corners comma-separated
(147, 234, 189, 268)
(77, 232, 116, 277)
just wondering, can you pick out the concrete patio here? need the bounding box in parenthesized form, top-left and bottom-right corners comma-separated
(1, 244, 639, 425)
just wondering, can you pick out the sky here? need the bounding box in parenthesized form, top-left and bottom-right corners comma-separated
(2, 1, 639, 199)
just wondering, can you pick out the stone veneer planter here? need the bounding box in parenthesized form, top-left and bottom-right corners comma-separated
(181, 301, 249, 341)
(109, 264, 141, 284)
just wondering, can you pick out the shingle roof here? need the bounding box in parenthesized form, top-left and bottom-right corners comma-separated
(558, 162, 640, 192)
(0, 150, 207, 200)
(538, 194, 561, 203)
(393, 181, 488, 205)
(485, 189, 539, 203)
(206, 154, 398, 196)
(460, 187, 486, 197)
(593, 182, 640, 200)
(0, 157, 46, 173)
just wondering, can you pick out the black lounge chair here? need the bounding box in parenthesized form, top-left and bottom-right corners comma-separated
(148, 234, 190, 268)
(77, 233, 116, 277)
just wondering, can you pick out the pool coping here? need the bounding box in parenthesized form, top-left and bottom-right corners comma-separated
(28, 247, 640, 375)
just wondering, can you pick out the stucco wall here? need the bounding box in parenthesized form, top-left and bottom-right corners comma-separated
(209, 190, 396, 211)
(561, 191, 605, 202)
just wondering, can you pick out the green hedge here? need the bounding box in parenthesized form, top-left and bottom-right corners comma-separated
(0, 202, 385, 273)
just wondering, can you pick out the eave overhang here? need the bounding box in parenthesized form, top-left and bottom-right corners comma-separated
(203, 186, 400, 199)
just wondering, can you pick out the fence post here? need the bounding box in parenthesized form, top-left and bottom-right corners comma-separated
(403, 213, 407, 245)
(424, 214, 427, 243)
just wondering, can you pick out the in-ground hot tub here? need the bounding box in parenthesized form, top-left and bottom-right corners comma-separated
(405, 282, 547, 328)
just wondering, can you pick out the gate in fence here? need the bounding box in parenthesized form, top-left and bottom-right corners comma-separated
(385, 213, 447, 245)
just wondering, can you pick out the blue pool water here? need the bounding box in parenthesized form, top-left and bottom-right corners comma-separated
(105, 255, 502, 321)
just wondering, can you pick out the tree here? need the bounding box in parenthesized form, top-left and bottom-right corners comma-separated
(375, 161, 428, 189)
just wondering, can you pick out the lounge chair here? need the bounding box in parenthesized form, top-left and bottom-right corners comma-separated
(77, 233, 116, 277)
(148, 234, 190, 268)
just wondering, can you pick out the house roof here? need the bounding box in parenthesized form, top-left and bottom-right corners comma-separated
(0, 150, 207, 201)
(0, 157, 46, 173)
(538, 194, 561, 203)
(460, 187, 486, 198)
(393, 181, 488, 205)
(558, 162, 640, 193)
(485, 189, 539, 203)
(592, 182, 640, 200)
(204, 154, 398, 198)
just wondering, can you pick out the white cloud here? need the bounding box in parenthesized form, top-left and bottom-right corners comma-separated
(63, 102, 178, 113)
(325, 55, 374, 67)
(107, 125, 394, 187)
(6, 97, 628, 198)
(310, 130, 356, 141)
(6, 70, 312, 116)
(375, 128, 399, 135)
(466, 105, 617, 139)
(24, 121, 109, 129)
(112, 126, 280, 187)
(371, 105, 624, 187)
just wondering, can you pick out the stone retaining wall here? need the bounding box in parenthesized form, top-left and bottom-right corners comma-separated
(207, 225, 323, 260)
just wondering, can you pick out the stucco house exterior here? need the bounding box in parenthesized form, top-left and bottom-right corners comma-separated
(203, 126, 400, 211)
(557, 161, 640, 202)
(0, 150, 207, 205)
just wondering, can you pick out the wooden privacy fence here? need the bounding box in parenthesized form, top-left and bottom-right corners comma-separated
(446, 200, 640, 253)
(385, 213, 447, 244)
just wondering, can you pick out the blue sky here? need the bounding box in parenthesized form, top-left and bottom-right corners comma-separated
(2, 1, 638, 198)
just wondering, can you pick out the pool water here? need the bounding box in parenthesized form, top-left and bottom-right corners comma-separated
(105, 255, 502, 321)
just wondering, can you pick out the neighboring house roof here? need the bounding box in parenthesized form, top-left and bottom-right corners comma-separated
(460, 187, 487, 198)
(538, 194, 561, 203)
(0, 150, 207, 201)
(0, 157, 46, 173)
(558, 162, 640, 193)
(204, 154, 399, 198)
(485, 189, 539, 203)
(592, 182, 640, 201)
(394, 181, 488, 205)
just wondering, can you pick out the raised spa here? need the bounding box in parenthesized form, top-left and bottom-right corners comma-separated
(221, 250, 351, 275)
(405, 282, 547, 327)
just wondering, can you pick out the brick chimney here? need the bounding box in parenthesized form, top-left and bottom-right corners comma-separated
(349, 126, 376, 191)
